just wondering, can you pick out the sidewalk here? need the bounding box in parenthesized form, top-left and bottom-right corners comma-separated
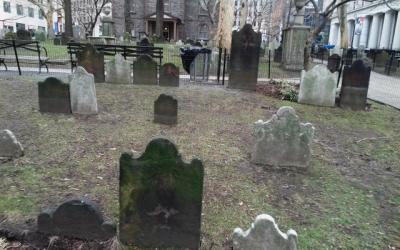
(368, 72, 400, 109)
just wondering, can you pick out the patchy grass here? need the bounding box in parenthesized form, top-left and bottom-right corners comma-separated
(0, 77, 399, 249)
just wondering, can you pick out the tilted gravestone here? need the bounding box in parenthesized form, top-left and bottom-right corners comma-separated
(159, 63, 179, 87)
(233, 214, 298, 250)
(327, 54, 341, 73)
(69, 66, 98, 115)
(37, 199, 116, 240)
(154, 94, 178, 125)
(133, 55, 158, 85)
(38, 77, 72, 114)
(228, 24, 262, 91)
(251, 106, 314, 169)
(77, 44, 105, 83)
(119, 137, 204, 249)
(340, 60, 371, 110)
(105, 54, 131, 84)
(0, 130, 24, 159)
(298, 64, 338, 107)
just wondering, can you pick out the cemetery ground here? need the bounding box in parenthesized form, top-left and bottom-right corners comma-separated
(0, 76, 399, 249)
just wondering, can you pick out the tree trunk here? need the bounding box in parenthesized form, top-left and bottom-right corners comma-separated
(64, 0, 73, 40)
(155, 0, 164, 40)
(338, 1, 348, 49)
(46, 6, 55, 38)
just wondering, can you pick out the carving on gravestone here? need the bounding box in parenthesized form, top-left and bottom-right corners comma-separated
(154, 94, 178, 125)
(159, 63, 179, 87)
(37, 199, 116, 240)
(233, 214, 298, 250)
(69, 66, 98, 115)
(105, 54, 131, 84)
(298, 65, 338, 107)
(0, 130, 24, 159)
(340, 60, 371, 110)
(228, 24, 262, 91)
(133, 55, 158, 85)
(119, 138, 204, 249)
(77, 44, 105, 83)
(38, 77, 72, 114)
(251, 106, 314, 169)
(327, 54, 341, 73)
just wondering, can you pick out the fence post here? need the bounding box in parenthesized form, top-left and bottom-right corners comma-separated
(268, 49, 271, 79)
(12, 40, 21, 75)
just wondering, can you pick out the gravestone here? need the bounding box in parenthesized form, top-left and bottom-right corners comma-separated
(154, 94, 178, 125)
(38, 77, 72, 114)
(327, 54, 341, 73)
(119, 137, 204, 249)
(251, 106, 314, 169)
(340, 60, 371, 110)
(38, 199, 116, 240)
(0, 130, 24, 159)
(133, 55, 157, 85)
(233, 214, 298, 250)
(105, 54, 131, 84)
(77, 44, 105, 83)
(228, 24, 261, 91)
(298, 65, 338, 107)
(159, 63, 179, 87)
(69, 66, 98, 115)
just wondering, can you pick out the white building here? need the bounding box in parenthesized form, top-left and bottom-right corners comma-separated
(328, 0, 400, 50)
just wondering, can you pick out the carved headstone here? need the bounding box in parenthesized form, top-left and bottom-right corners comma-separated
(154, 94, 178, 125)
(69, 67, 98, 115)
(38, 77, 72, 114)
(37, 199, 116, 240)
(77, 44, 105, 83)
(159, 63, 179, 87)
(298, 65, 338, 107)
(228, 24, 261, 91)
(251, 106, 314, 169)
(133, 55, 157, 85)
(327, 54, 341, 73)
(119, 138, 204, 249)
(0, 130, 24, 159)
(233, 214, 298, 250)
(105, 54, 131, 84)
(340, 60, 371, 110)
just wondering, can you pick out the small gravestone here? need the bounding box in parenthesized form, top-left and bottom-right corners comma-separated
(38, 199, 116, 240)
(233, 214, 298, 250)
(133, 55, 157, 85)
(105, 54, 131, 84)
(69, 66, 98, 115)
(119, 137, 204, 249)
(327, 54, 341, 73)
(298, 65, 338, 107)
(251, 106, 314, 169)
(340, 60, 371, 110)
(154, 94, 178, 125)
(0, 130, 24, 159)
(38, 77, 72, 114)
(77, 44, 105, 83)
(159, 63, 179, 87)
(228, 24, 262, 91)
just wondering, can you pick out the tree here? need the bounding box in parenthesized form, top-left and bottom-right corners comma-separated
(155, 0, 164, 39)
(72, 0, 111, 36)
(27, 0, 56, 38)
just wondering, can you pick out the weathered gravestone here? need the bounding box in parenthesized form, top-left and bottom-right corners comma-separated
(327, 54, 341, 73)
(228, 24, 261, 91)
(154, 94, 178, 125)
(119, 137, 204, 249)
(105, 54, 131, 84)
(133, 55, 157, 85)
(159, 63, 179, 87)
(69, 66, 98, 115)
(340, 60, 371, 110)
(298, 64, 338, 107)
(38, 77, 72, 114)
(77, 44, 105, 83)
(233, 214, 298, 250)
(38, 199, 116, 240)
(251, 106, 314, 169)
(0, 130, 24, 159)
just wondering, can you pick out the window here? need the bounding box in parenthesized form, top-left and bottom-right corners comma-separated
(38, 26, 46, 32)
(39, 9, 44, 19)
(28, 7, 34, 17)
(164, 0, 170, 13)
(16, 23, 25, 31)
(16, 4, 23, 15)
(3, 1, 11, 13)
(199, 24, 209, 39)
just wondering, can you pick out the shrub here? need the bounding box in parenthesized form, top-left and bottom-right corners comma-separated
(4, 32, 16, 40)
(34, 31, 46, 42)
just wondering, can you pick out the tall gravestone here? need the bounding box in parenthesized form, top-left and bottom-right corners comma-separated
(228, 24, 261, 91)
(105, 54, 131, 84)
(38, 77, 72, 114)
(159, 63, 179, 87)
(154, 94, 178, 125)
(340, 60, 371, 110)
(327, 54, 341, 73)
(133, 55, 158, 85)
(69, 66, 98, 115)
(77, 44, 105, 83)
(119, 138, 204, 249)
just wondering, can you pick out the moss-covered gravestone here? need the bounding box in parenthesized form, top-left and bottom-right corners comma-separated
(154, 94, 178, 125)
(133, 55, 157, 85)
(38, 77, 72, 114)
(77, 44, 105, 83)
(119, 138, 204, 249)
